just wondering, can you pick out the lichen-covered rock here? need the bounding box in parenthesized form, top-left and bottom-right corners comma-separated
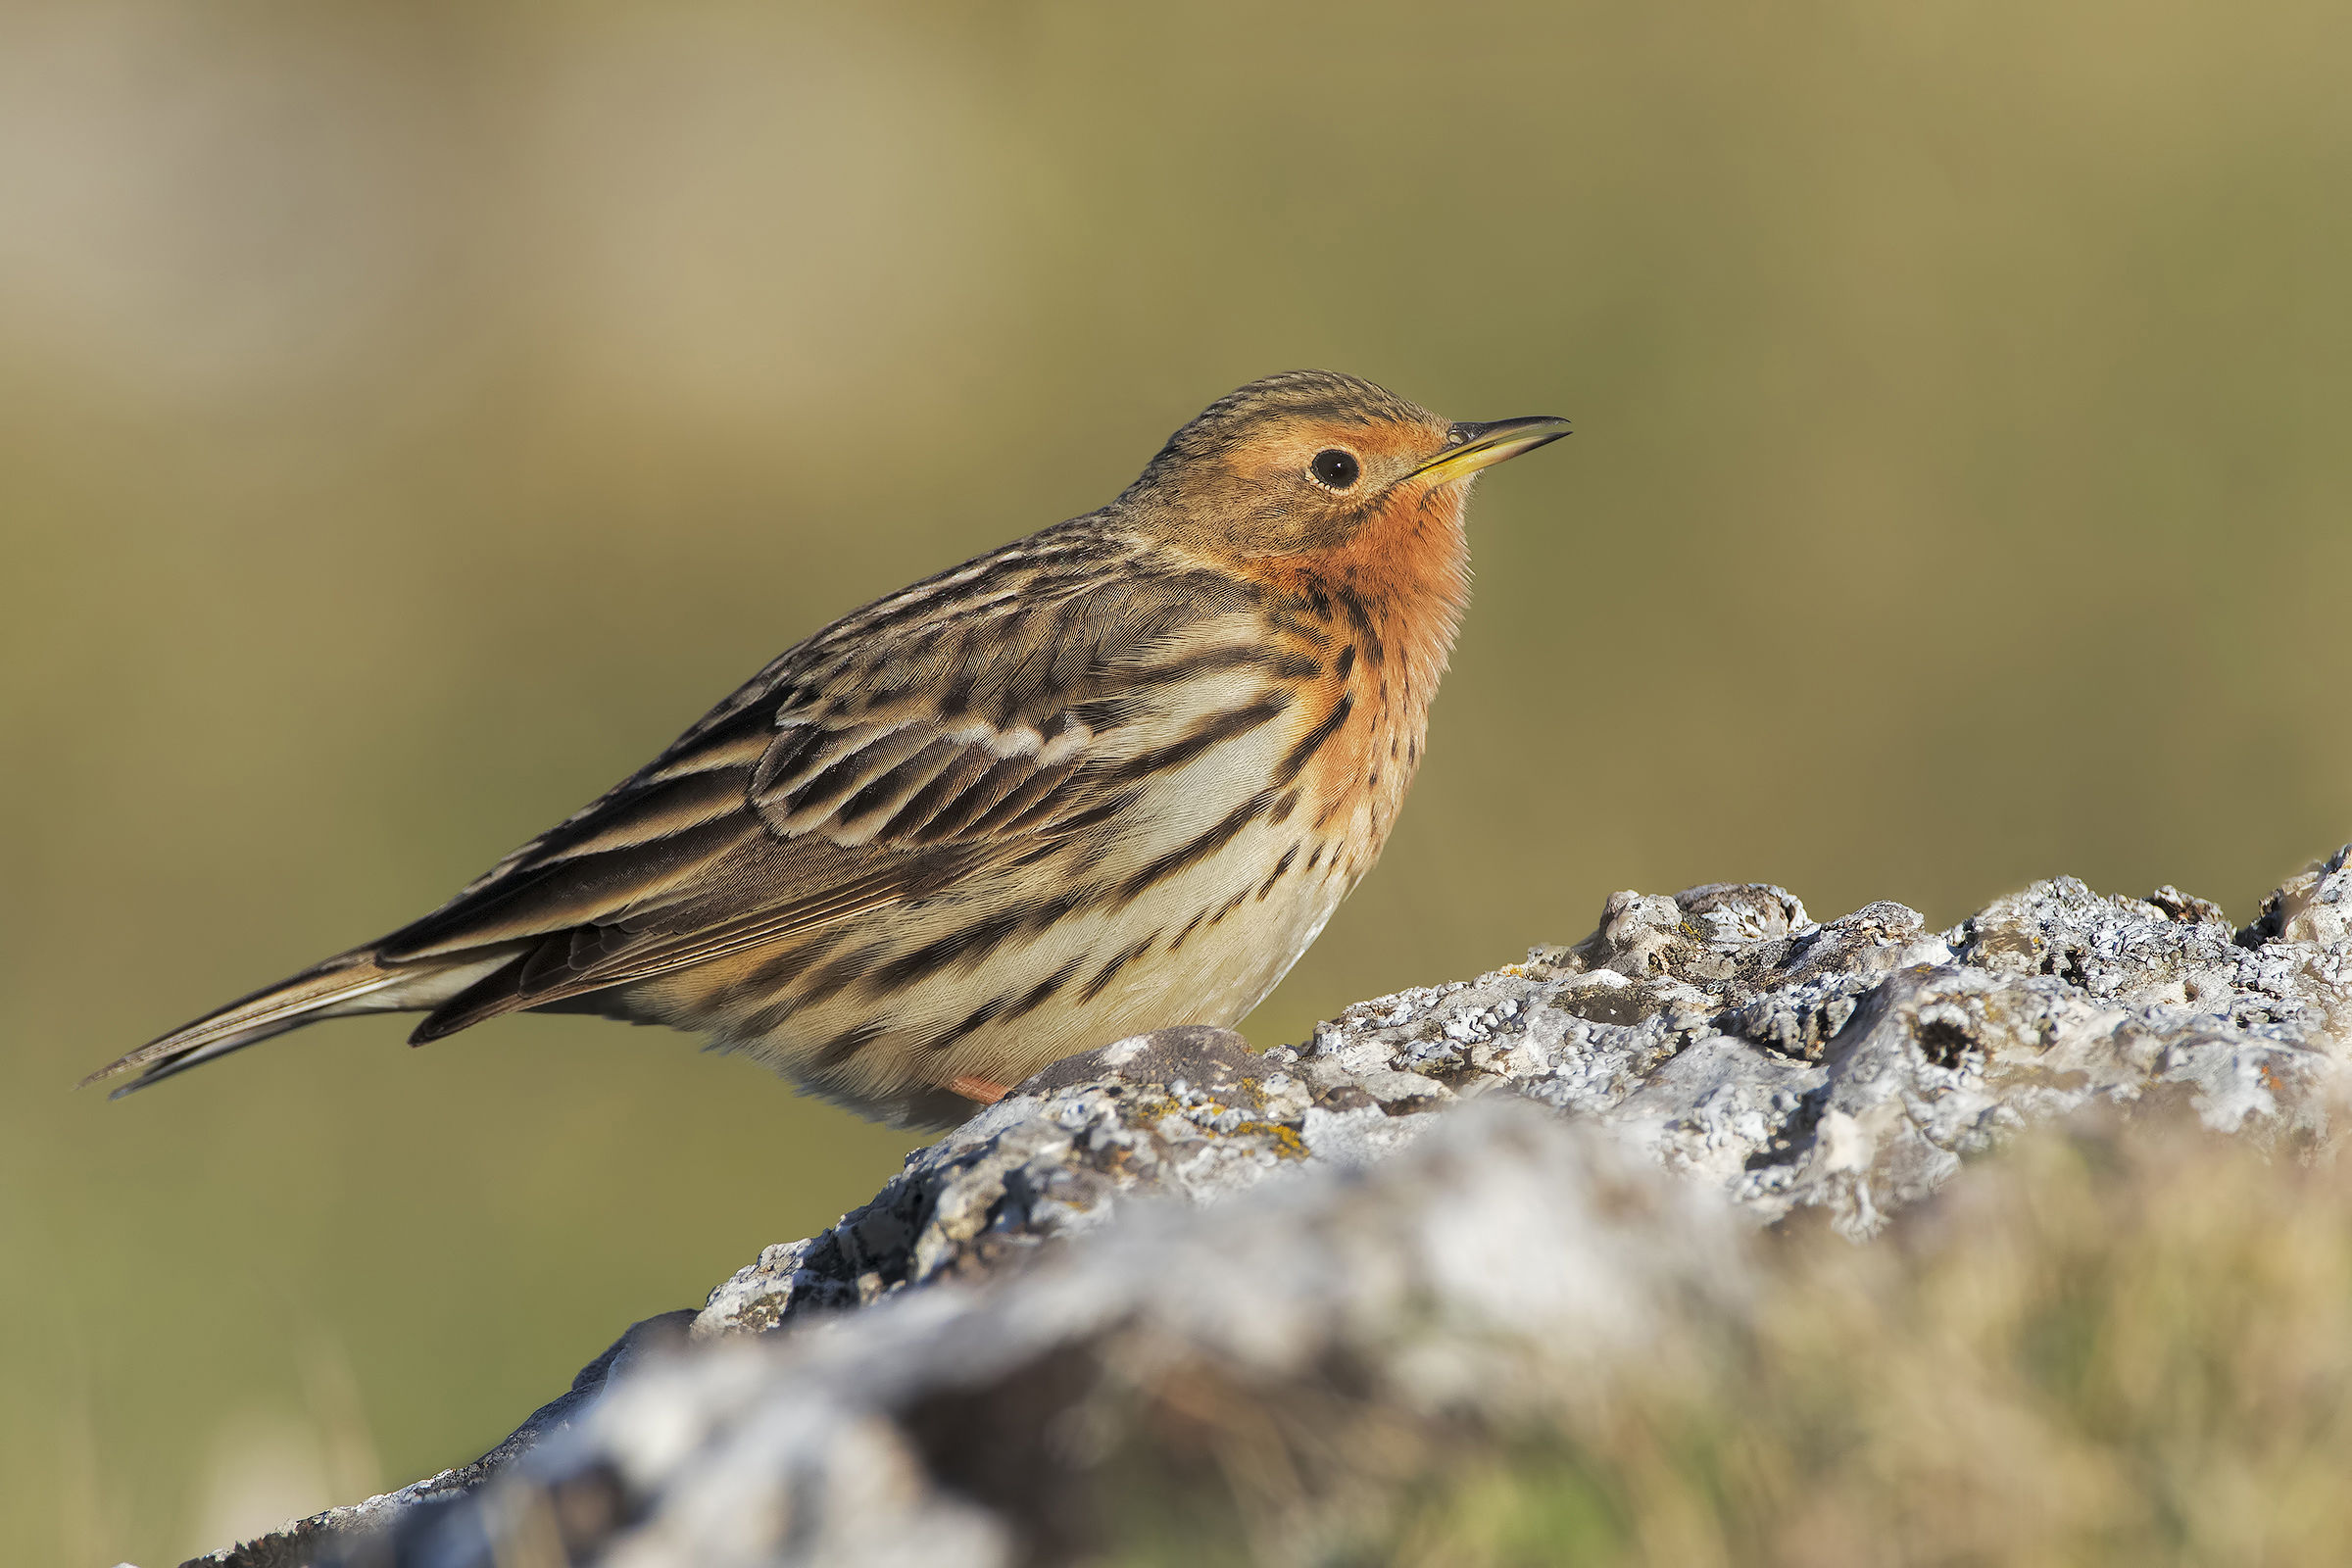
(697, 1026, 1309, 1337)
(202, 848, 2352, 1568)
(331, 1106, 1751, 1568)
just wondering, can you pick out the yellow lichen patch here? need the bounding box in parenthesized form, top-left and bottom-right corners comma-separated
(1226, 1121, 1308, 1158)
(1120, 1091, 1179, 1125)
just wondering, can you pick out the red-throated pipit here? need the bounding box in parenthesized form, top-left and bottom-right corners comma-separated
(84, 372, 1568, 1126)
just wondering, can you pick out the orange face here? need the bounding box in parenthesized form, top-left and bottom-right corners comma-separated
(1155, 410, 1453, 556)
(1195, 402, 1569, 694)
(1141, 387, 1569, 878)
(1241, 465, 1470, 852)
(1137, 390, 1569, 560)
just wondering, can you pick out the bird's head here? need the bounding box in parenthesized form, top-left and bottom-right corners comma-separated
(1121, 369, 1568, 558)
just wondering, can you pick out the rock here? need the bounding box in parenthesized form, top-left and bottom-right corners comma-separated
(191, 1312, 697, 1568)
(196, 849, 2352, 1568)
(326, 1106, 1747, 1568)
(694, 1025, 1307, 1341)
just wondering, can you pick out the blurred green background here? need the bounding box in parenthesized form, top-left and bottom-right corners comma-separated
(1, 1, 2346, 1562)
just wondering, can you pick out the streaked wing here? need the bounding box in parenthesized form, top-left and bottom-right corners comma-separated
(373, 534, 1272, 1033)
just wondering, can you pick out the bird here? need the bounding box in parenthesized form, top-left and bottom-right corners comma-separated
(82, 371, 1569, 1127)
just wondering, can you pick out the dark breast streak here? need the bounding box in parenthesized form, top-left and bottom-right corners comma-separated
(1240, 482, 1469, 878)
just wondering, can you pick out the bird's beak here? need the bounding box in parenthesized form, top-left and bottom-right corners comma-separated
(1410, 416, 1573, 485)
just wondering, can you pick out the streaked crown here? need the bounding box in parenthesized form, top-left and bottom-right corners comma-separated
(1119, 370, 1456, 556)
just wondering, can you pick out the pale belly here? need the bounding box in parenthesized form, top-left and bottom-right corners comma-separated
(716, 744, 1376, 1123)
(734, 800, 1353, 1124)
(669, 663, 1421, 1127)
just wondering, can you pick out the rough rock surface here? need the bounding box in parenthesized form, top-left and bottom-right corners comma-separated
(199, 848, 2352, 1568)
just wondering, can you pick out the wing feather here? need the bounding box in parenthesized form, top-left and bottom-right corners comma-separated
(360, 540, 1307, 1044)
(92, 523, 1305, 1091)
(368, 546, 1285, 1036)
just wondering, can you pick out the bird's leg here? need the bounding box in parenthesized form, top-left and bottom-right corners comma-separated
(949, 1074, 1011, 1105)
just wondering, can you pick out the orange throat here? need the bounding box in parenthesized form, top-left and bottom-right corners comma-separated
(1246, 480, 1471, 872)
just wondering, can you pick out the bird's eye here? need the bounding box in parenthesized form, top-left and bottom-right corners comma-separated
(1310, 449, 1360, 489)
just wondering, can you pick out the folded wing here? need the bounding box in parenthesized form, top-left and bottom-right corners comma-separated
(84, 540, 1253, 1092)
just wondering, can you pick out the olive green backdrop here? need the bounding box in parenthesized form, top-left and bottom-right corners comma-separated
(3, 2, 2346, 1562)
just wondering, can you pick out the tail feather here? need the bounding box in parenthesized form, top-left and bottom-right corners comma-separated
(80, 950, 508, 1098)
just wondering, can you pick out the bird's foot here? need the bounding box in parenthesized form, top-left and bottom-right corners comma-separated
(949, 1074, 1011, 1105)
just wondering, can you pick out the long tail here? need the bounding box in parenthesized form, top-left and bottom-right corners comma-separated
(78, 949, 508, 1099)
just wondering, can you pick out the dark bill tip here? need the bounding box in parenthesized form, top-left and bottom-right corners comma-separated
(1414, 416, 1573, 482)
